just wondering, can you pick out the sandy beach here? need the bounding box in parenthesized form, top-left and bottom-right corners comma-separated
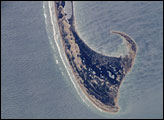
(54, 1, 138, 113)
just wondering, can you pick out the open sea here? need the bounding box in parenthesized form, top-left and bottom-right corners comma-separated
(1, 1, 163, 119)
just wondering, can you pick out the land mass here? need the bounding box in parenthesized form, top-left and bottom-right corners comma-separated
(54, 1, 137, 113)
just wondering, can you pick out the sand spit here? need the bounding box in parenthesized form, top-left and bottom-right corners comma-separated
(54, 1, 137, 113)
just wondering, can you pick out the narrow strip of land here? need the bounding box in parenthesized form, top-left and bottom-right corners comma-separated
(54, 1, 137, 113)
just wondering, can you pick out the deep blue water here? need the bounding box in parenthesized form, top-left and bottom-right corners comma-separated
(1, 1, 163, 119)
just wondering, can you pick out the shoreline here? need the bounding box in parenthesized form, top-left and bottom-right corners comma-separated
(53, 2, 119, 113)
(53, 1, 137, 113)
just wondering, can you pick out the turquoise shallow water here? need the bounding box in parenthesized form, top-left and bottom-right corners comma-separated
(1, 1, 163, 119)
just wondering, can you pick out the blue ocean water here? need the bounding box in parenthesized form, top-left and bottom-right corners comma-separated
(1, 1, 163, 119)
